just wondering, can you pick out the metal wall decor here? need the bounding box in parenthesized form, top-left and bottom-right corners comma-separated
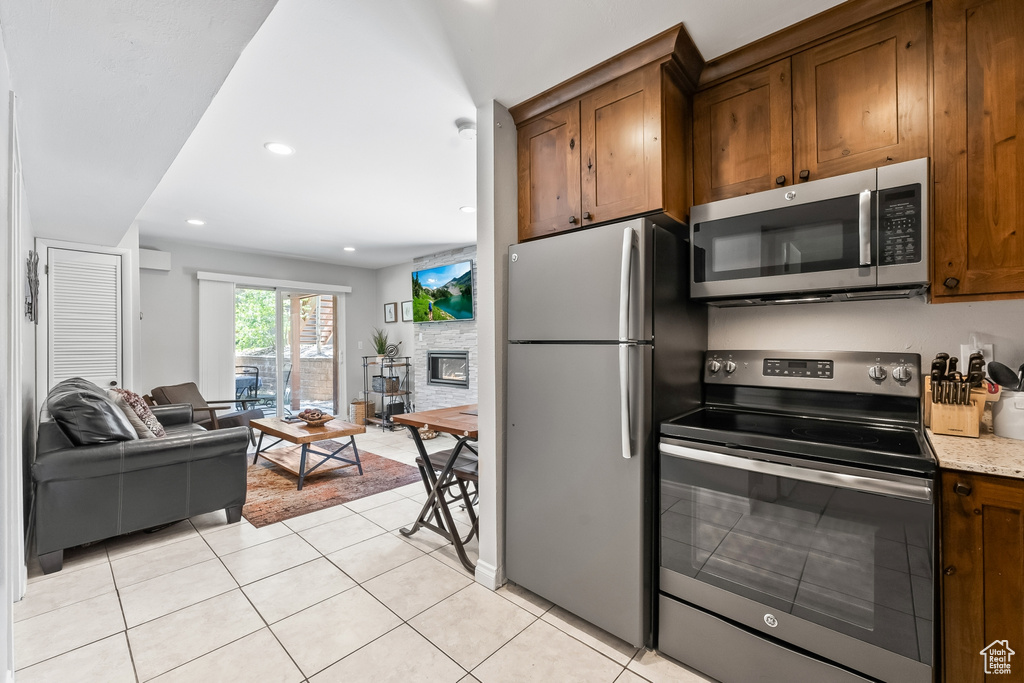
(26, 249, 39, 324)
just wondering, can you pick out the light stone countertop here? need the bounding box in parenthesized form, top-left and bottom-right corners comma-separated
(928, 409, 1024, 478)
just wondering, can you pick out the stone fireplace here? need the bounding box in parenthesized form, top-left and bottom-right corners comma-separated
(412, 245, 478, 411)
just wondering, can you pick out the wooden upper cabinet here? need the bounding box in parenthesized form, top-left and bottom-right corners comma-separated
(580, 67, 651, 225)
(693, 60, 793, 206)
(580, 63, 679, 226)
(791, 6, 929, 183)
(512, 24, 701, 242)
(940, 470, 1024, 682)
(933, 0, 1024, 301)
(517, 102, 582, 241)
(516, 62, 692, 241)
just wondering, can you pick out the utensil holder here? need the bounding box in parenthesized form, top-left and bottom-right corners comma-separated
(993, 390, 1024, 441)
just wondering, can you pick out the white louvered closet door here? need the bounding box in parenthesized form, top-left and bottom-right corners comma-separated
(47, 248, 122, 390)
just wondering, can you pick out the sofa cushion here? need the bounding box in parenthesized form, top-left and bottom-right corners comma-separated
(46, 378, 137, 446)
(108, 388, 166, 438)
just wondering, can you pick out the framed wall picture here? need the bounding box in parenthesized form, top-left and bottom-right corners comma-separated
(401, 300, 413, 322)
(384, 302, 398, 323)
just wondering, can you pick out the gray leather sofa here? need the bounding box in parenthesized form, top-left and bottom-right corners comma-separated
(33, 381, 249, 574)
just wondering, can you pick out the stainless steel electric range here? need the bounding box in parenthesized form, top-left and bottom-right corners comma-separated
(657, 350, 936, 683)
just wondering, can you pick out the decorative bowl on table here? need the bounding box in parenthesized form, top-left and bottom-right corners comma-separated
(297, 409, 334, 428)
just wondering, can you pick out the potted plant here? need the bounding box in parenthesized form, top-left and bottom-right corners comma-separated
(371, 327, 389, 364)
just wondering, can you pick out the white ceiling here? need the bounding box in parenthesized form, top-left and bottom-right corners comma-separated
(0, 0, 278, 246)
(5, 0, 848, 269)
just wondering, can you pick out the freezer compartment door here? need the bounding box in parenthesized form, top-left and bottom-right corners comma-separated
(506, 342, 650, 646)
(508, 219, 647, 341)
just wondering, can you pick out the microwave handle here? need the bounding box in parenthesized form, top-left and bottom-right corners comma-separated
(858, 189, 872, 266)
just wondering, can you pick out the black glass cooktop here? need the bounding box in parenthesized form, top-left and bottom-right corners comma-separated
(661, 407, 935, 475)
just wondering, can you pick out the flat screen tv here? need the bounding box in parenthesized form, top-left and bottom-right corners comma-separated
(411, 260, 474, 322)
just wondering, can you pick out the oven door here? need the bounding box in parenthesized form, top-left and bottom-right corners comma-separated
(659, 439, 934, 683)
(690, 169, 877, 300)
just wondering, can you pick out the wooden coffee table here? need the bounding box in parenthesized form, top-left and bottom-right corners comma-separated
(250, 417, 366, 490)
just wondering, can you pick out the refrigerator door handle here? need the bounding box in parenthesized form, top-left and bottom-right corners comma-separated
(619, 342, 632, 459)
(618, 227, 636, 342)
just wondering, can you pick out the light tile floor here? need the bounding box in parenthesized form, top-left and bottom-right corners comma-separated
(14, 427, 716, 683)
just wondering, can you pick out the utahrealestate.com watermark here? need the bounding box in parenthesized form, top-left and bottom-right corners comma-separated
(981, 640, 1015, 675)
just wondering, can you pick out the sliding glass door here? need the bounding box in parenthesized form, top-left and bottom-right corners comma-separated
(281, 292, 339, 416)
(234, 288, 342, 417)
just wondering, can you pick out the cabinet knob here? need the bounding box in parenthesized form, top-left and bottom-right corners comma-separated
(943, 277, 960, 289)
(954, 482, 972, 496)
(109, 381, 118, 387)
(568, 216, 577, 225)
(799, 170, 811, 181)
(944, 566, 956, 576)
(583, 212, 592, 220)
(569, 138, 575, 151)
(775, 176, 786, 186)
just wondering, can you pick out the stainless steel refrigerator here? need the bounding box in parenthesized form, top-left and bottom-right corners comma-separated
(506, 217, 707, 647)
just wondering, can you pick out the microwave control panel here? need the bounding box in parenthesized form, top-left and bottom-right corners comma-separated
(878, 183, 922, 265)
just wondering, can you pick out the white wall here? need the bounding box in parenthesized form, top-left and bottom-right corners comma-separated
(709, 296, 1024, 365)
(0, 28, 23, 679)
(373, 261, 416, 394)
(138, 238, 378, 404)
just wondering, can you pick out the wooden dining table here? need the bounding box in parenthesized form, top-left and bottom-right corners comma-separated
(392, 405, 479, 571)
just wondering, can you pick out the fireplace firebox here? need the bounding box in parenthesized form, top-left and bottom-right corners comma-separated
(427, 350, 469, 388)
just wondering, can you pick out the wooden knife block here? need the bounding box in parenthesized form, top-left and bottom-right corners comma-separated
(924, 377, 991, 438)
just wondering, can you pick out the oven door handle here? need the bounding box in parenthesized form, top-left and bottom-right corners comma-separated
(660, 442, 932, 503)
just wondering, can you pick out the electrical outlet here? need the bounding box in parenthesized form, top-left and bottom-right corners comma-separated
(960, 342, 994, 371)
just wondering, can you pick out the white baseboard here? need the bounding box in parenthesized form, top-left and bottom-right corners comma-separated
(474, 560, 504, 590)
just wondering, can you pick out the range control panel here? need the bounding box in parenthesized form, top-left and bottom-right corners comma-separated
(879, 183, 922, 265)
(763, 358, 834, 379)
(705, 350, 921, 397)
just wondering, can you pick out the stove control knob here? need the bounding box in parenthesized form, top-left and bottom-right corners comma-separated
(724, 361, 737, 374)
(868, 364, 888, 382)
(892, 365, 913, 384)
(707, 359, 722, 374)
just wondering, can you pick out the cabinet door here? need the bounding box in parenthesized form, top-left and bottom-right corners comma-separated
(517, 101, 581, 241)
(580, 65, 657, 226)
(941, 471, 1024, 682)
(933, 0, 1024, 300)
(792, 7, 928, 183)
(693, 60, 793, 206)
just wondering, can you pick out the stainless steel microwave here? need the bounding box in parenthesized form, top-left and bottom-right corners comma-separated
(690, 157, 929, 305)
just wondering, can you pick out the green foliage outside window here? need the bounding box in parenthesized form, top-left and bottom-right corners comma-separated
(235, 288, 276, 352)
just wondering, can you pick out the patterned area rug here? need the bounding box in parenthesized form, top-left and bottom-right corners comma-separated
(243, 441, 422, 527)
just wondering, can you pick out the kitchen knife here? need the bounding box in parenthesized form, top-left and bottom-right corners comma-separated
(968, 369, 985, 388)
(946, 357, 958, 378)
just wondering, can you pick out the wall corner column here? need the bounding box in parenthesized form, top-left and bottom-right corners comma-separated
(474, 100, 517, 589)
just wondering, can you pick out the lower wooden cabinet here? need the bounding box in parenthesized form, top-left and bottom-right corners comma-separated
(941, 470, 1024, 681)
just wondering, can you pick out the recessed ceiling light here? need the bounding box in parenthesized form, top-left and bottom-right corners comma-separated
(460, 206, 476, 213)
(343, 247, 356, 252)
(264, 142, 295, 155)
(186, 218, 206, 226)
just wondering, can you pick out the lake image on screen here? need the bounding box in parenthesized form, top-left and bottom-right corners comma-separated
(412, 261, 473, 322)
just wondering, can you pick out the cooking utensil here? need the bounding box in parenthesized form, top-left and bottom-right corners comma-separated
(946, 357, 958, 378)
(988, 361, 1021, 390)
(1017, 363, 1024, 392)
